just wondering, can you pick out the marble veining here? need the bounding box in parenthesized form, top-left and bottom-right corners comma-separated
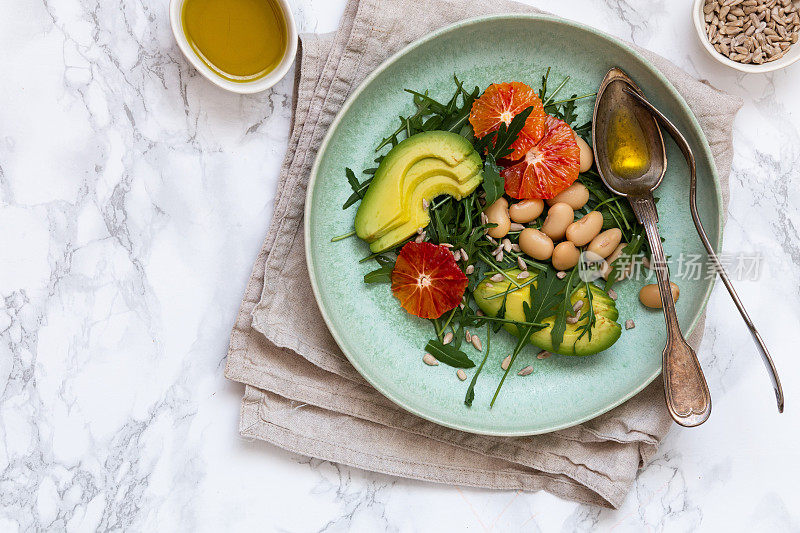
(1, 0, 798, 531)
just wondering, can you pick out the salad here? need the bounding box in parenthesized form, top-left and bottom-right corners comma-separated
(335, 71, 657, 407)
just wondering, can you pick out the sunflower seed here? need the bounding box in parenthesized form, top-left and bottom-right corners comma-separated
(439, 242, 453, 248)
(566, 315, 579, 324)
(511, 243, 521, 252)
(443, 332, 453, 345)
(415, 232, 426, 243)
(517, 256, 528, 270)
(457, 369, 467, 381)
(517, 270, 530, 279)
(517, 366, 534, 376)
(625, 319, 636, 330)
(491, 273, 504, 282)
(465, 264, 474, 275)
(608, 288, 618, 301)
(573, 300, 584, 313)
(460, 249, 469, 262)
(485, 282, 493, 288)
(509, 222, 525, 232)
(556, 271, 567, 279)
(502, 238, 512, 252)
(466, 330, 471, 342)
(471, 335, 483, 351)
(501, 355, 511, 370)
(423, 353, 439, 366)
(496, 250, 504, 262)
(481, 213, 489, 225)
(485, 234, 496, 244)
(537, 351, 552, 360)
(452, 250, 461, 262)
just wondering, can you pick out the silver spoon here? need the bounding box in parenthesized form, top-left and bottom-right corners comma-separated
(592, 68, 712, 427)
(622, 86, 784, 414)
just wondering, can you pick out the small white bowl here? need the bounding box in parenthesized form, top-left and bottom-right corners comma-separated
(692, 0, 800, 73)
(169, 0, 298, 94)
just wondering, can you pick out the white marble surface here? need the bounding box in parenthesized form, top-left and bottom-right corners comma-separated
(1, 0, 799, 530)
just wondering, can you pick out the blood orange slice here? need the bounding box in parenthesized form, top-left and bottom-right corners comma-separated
(502, 116, 581, 200)
(391, 242, 468, 319)
(469, 82, 546, 161)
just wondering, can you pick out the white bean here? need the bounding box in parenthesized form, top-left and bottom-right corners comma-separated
(639, 282, 680, 308)
(485, 198, 511, 239)
(552, 241, 580, 271)
(541, 202, 574, 241)
(565, 211, 603, 247)
(575, 136, 594, 173)
(587, 228, 623, 259)
(519, 228, 554, 260)
(509, 199, 544, 223)
(546, 183, 590, 210)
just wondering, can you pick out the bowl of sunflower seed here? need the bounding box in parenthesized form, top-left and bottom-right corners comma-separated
(694, 0, 800, 72)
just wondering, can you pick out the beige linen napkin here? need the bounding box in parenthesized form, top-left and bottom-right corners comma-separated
(225, 0, 741, 508)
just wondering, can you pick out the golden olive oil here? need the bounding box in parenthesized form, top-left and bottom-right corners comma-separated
(181, 0, 287, 82)
(605, 106, 651, 180)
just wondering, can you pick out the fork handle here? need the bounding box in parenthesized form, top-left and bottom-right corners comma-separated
(630, 194, 712, 426)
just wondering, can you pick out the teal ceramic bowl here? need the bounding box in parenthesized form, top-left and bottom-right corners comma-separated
(305, 15, 722, 436)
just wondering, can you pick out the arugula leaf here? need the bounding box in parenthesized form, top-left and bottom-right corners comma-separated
(489, 106, 534, 160)
(342, 168, 372, 209)
(464, 327, 490, 407)
(425, 340, 475, 368)
(527, 268, 566, 323)
(550, 268, 578, 349)
(363, 263, 393, 284)
(481, 154, 505, 206)
(605, 232, 645, 290)
(573, 281, 597, 350)
(548, 95, 578, 125)
(492, 291, 509, 334)
(537, 67, 551, 101)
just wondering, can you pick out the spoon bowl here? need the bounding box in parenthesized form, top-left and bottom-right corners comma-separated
(592, 68, 667, 196)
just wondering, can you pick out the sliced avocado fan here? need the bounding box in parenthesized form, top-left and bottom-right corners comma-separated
(354, 130, 483, 253)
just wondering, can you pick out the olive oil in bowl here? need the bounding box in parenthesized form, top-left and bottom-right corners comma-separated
(181, 0, 288, 83)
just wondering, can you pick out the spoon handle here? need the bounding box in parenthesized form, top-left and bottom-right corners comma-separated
(630, 194, 712, 427)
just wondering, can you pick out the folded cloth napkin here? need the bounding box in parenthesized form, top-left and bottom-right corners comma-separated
(225, 0, 742, 508)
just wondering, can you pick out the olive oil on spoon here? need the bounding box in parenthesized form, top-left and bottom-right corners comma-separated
(592, 68, 712, 427)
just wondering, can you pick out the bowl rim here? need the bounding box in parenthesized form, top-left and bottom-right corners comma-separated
(304, 13, 725, 436)
(168, 0, 298, 94)
(691, 0, 800, 74)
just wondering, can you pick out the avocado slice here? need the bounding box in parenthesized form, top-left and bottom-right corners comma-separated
(474, 269, 622, 356)
(354, 131, 483, 252)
